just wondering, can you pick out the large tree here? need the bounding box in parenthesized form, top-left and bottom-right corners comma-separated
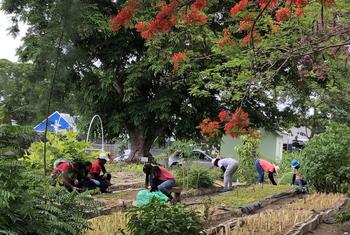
(1, 0, 220, 160)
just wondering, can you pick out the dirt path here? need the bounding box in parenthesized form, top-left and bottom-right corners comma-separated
(306, 221, 350, 235)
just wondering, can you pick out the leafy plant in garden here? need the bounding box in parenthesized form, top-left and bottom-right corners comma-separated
(336, 202, 350, 223)
(173, 165, 218, 189)
(27, 131, 91, 169)
(127, 198, 202, 235)
(235, 131, 262, 184)
(0, 125, 34, 157)
(156, 140, 197, 161)
(300, 123, 350, 193)
(0, 157, 101, 235)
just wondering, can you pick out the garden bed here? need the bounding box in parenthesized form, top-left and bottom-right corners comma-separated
(203, 193, 348, 235)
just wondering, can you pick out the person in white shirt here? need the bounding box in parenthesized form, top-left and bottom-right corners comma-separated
(212, 155, 239, 192)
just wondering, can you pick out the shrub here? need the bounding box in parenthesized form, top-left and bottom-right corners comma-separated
(0, 125, 34, 157)
(235, 133, 261, 184)
(300, 123, 350, 193)
(27, 131, 92, 169)
(173, 166, 218, 189)
(0, 157, 101, 235)
(336, 202, 350, 223)
(127, 198, 202, 235)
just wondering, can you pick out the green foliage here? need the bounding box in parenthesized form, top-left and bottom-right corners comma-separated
(336, 202, 350, 223)
(280, 151, 302, 175)
(173, 166, 218, 189)
(156, 140, 197, 161)
(127, 198, 202, 235)
(0, 157, 101, 235)
(0, 125, 35, 157)
(109, 163, 144, 174)
(27, 131, 91, 169)
(235, 135, 261, 184)
(211, 185, 291, 208)
(300, 123, 350, 193)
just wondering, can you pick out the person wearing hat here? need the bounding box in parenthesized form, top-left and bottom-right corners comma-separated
(291, 160, 307, 187)
(90, 153, 112, 192)
(255, 159, 279, 185)
(212, 156, 239, 192)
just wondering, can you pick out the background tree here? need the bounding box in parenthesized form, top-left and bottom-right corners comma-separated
(1, 0, 221, 161)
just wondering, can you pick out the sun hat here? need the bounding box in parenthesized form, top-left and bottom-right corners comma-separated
(291, 160, 300, 168)
(273, 164, 280, 173)
(98, 153, 109, 160)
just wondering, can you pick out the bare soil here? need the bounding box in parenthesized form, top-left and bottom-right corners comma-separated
(306, 221, 350, 235)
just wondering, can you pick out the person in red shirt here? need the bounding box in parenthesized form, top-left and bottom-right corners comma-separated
(143, 164, 176, 200)
(255, 159, 279, 185)
(51, 161, 82, 192)
(90, 153, 112, 193)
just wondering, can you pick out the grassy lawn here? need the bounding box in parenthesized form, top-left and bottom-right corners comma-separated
(107, 162, 144, 173)
(211, 184, 291, 208)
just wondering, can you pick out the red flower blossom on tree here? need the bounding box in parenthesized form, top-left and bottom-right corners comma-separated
(218, 110, 230, 122)
(109, 0, 140, 32)
(286, 0, 308, 7)
(230, 0, 249, 15)
(258, 0, 279, 10)
(240, 30, 259, 46)
(218, 28, 235, 47)
(191, 0, 207, 10)
(170, 51, 187, 70)
(223, 108, 249, 138)
(134, 0, 178, 40)
(185, 8, 207, 25)
(272, 24, 281, 31)
(275, 8, 291, 22)
(295, 8, 303, 17)
(200, 118, 221, 139)
(239, 20, 253, 33)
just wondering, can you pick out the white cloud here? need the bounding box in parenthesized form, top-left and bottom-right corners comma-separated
(0, 12, 27, 62)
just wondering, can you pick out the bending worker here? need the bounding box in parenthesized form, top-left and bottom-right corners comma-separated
(143, 164, 176, 201)
(212, 156, 239, 192)
(255, 158, 279, 185)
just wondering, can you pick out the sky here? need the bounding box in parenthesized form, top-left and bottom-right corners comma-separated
(0, 12, 27, 62)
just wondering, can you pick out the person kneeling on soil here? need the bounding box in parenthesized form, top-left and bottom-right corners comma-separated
(76, 161, 101, 192)
(255, 159, 279, 185)
(90, 153, 112, 193)
(291, 160, 307, 188)
(143, 164, 176, 201)
(212, 155, 239, 192)
(51, 161, 83, 192)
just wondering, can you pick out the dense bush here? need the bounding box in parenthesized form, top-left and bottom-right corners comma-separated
(300, 123, 350, 193)
(336, 202, 350, 223)
(0, 125, 34, 157)
(235, 133, 261, 184)
(0, 157, 101, 235)
(127, 198, 202, 235)
(27, 131, 92, 169)
(173, 166, 219, 189)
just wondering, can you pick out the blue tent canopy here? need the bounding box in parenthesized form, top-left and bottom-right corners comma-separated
(34, 111, 77, 133)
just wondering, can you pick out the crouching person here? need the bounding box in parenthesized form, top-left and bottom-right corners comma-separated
(90, 153, 112, 193)
(143, 164, 176, 201)
(212, 156, 239, 192)
(51, 161, 82, 192)
(291, 160, 307, 188)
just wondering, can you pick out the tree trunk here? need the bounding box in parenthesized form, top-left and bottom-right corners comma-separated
(126, 126, 159, 162)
